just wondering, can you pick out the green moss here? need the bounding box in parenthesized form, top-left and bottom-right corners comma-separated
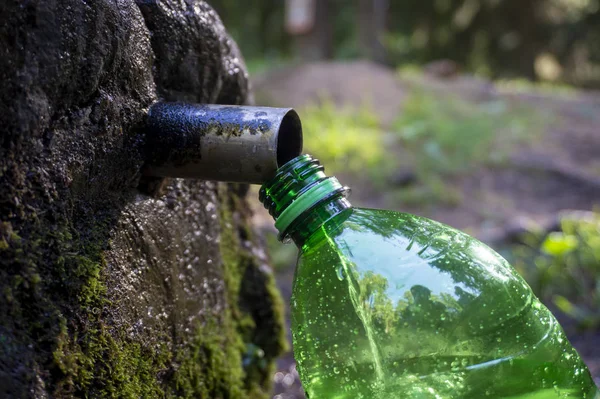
(3, 286, 13, 303)
(53, 316, 171, 398)
(215, 183, 287, 397)
(41, 184, 287, 399)
(30, 273, 42, 285)
(134, 182, 289, 399)
(170, 319, 244, 399)
(51, 241, 171, 398)
(10, 231, 21, 242)
(3, 176, 284, 398)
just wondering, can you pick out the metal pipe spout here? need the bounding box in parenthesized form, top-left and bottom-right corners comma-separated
(144, 103, 303, 184)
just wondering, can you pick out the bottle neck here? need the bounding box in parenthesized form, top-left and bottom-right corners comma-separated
(287, 197, 352, 247)
(259, 154, 351, 247)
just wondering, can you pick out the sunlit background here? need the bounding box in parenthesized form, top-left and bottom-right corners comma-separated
(209, 1, 600, 397)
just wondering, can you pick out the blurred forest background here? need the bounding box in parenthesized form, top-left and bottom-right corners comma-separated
(211, 0, 600, 86)
(209, 1, 600, 398)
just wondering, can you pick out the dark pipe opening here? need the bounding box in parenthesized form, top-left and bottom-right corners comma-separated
(276, 109, 303, 167)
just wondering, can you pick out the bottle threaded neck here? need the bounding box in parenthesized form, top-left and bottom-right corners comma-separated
(259, 154, 349, 240)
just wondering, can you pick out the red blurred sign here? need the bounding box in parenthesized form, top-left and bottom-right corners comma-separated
(285, 0, 316, 35)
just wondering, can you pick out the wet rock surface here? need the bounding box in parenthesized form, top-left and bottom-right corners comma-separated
(0, 1, 284, 397)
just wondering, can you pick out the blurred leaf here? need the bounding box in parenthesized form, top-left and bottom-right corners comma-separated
(553, 295, 575, 315)
(541, 232, 579, 256)
(553, 295, 596, 329)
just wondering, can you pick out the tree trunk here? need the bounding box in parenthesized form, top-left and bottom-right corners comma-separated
(357, 0, 389, 64)
(293, 0, 334, 61)
(0, 1, 285, 397)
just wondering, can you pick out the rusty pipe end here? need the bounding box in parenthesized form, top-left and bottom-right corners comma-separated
(143, 103, 303, 184)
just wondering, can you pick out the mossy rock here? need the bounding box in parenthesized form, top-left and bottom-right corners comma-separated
(0, 1, 285, 397)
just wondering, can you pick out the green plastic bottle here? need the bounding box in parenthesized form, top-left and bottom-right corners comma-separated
(259, 155, 599, 399)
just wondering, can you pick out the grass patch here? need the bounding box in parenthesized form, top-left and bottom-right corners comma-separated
(496, 78, 577, 96)
(245, 57, 290, 76)
(396, 63, 425, 78)
(391, 91, 541, 205)
(298, 98, 388, 179)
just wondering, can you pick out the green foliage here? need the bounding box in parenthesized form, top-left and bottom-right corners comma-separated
(211, 1, 600, 86)
(395, 63, 425, 78)
(358, 271, 397, 334)
(512, 211, 600, 330)
(245, 57, 290, 76)
(385, 0, 600, 85)
(391, 91, 538, 205)
(209, 0, 291, 60)
(299, 98, 387, 177)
